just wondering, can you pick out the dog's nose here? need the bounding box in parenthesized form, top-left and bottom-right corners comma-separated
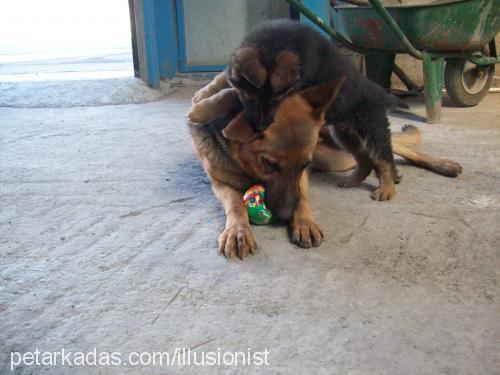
(266, 191, 299, 221)
(273, 205, 296, 221)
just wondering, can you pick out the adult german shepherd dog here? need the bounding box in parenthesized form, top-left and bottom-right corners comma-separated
(188, 80, 461, 259)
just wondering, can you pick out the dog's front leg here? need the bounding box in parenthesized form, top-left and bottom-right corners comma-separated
(211, 181, 257, 259)
(291, 171, 324, 248)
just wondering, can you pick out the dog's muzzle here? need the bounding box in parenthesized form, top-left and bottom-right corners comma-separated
(265, 183, 300, 221)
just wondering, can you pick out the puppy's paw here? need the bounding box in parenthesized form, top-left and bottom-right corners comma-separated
(191, 94, 203, 105)
(218, 223, 257, 260)
(186, 100, 214, 125)
(338, 167, 368, 188)
(191, 89, 210, 105)
(370, 184, 395, 201)
(432, 159, 463, 177)
(338, 175, 362, 188)
(338, 178, 360, 188)
(291, 219, 324, 248)
(186, 110, 202, 125)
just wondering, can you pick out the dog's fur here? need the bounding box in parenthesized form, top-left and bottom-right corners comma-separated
(188, 79, 462, 259)
(189, 19, 411, 201)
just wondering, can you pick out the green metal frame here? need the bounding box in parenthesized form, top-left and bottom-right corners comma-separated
(285, 0, 499, 123)
(422, 53, 445, 123)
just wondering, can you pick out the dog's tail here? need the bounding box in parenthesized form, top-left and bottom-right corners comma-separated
(386, 94, 410, 112)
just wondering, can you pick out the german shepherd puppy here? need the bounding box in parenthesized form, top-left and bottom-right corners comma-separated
(189, 19, 411, 201)
(188, 79, 462, 259)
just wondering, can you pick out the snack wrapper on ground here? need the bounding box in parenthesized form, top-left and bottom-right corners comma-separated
(243, 184, 273, 225)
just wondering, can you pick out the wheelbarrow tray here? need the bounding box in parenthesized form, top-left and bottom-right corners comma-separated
(331, 0, 500, 52)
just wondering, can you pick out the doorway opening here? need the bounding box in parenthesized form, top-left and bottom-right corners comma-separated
(0, 0, 133, 82)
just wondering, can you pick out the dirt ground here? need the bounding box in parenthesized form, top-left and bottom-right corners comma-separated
(1, 84, 499, 374)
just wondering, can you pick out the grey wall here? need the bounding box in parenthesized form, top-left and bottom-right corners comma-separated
(182, 0, 289, 66)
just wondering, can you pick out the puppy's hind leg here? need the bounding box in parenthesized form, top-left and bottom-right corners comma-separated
(368, 117, 398, 201)
(329, 118, 398, 201)
(327, 124, 373, 188)
(371, 157, 397, 201)
(340, 153, 373, 188)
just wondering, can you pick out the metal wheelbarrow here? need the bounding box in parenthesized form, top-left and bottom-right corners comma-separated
(286, 0, 500, 123)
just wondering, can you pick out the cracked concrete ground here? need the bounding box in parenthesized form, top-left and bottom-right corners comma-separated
(1, 86, 499, 374)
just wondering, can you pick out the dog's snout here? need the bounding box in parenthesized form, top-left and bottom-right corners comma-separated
(273, 202, 298, 221)
(265, 182, 300, 221)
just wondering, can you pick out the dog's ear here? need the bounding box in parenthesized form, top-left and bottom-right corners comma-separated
(299, 77, 346, 120)
(222, 112, 256, 143)
(229, 47, 266, 88)
(270, 51, 301, 94)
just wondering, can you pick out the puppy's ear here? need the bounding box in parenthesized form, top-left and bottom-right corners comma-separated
(229, 47, 266, 88)
(222, 112, 257, 143)
(271, 51, 301, 94)
(299, 77, 346, 120)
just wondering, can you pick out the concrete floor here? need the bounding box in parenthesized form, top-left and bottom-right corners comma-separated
(1, 86, 499, 374)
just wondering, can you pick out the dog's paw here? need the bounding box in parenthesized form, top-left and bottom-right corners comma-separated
(191, 89, 210, 105)
(370, 184, 395, 201)
(338, 176, 362, 188)
(191, 94, 203, 105)
(291, 219, 324, 248)
(186, 107, 205, 124)
(186, 110, 201, 124)
(218, 223, 257, 259)
(338, 169, 366, 188)
(186, 100, 213, 125)
(432, 159, 463, 177)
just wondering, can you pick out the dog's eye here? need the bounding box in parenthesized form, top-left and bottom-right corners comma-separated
(262, 158, 282, 173)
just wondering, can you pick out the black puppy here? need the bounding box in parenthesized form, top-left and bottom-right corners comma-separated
(190, 19, 406, 200)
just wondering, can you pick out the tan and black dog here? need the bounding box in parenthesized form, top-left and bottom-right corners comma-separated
(188, 79, 462, 259)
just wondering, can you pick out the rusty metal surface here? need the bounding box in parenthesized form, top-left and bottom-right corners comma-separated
(332, 0, 500, 52)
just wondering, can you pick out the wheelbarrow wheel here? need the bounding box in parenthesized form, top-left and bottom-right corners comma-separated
(444, 58, 495, 107)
